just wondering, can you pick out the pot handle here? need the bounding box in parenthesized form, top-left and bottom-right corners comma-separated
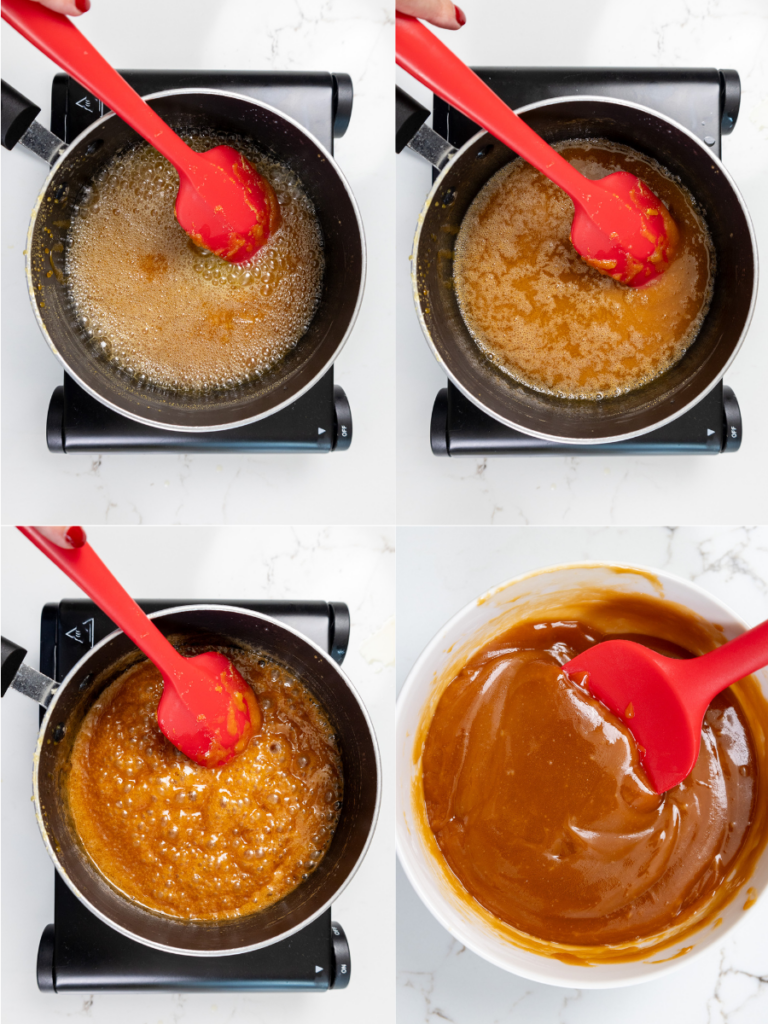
(1, 636, 27, 695)
(396, 85, 429, 152)
(1, 635, 60, 706)
(395, 85, 456, 171)
(1, 78, 65, 163)
(1, 78, 39, 149)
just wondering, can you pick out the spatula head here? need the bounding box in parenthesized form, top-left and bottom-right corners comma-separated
(156, 651, 263, 769)
(571, 172, 679, 287)
(175, 145, 281, 264)
(564, 639, 704, 794)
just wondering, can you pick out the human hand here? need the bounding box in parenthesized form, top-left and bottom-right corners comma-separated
(396, 0, 466, 30)
(27, 0, 91, 15)
(32, 527, 87, 549)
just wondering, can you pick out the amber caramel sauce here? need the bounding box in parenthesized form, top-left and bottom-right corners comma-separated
(454, 141, 714, 399)
(66, 649, 342, 921)
(412, 578, 768, 964)
(65, 131, 324, 393)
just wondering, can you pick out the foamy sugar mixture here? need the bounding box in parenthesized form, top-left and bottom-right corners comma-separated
(454, 140, 715, 399)
(65, 131, 324, 392)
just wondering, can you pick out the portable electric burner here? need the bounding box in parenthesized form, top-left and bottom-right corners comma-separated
(422, 68, 744, 457)
(44, 71, 354, 455)
(36, 598, 352, 993)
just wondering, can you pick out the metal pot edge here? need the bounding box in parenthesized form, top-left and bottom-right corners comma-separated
(32, 603, 382, 956)
(24, 89, 367, 433)
(410, 94, 759, 445)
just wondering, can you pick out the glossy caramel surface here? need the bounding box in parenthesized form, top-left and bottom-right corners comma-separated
(422, 618, 756, 946)
(65, 131, 324, 393)
(454, 141, 714, 399)
(66, 650, 342, 921)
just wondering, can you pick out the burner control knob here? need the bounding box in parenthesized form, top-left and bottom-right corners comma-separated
(329, 602, 351, 665)
(430, 388, 449, 457)
(332, 74, 353, 139)
(330, 921, 351, 989)
(719, 69, 740, 135)
(722, 385, 742, 453)
(333, 386, 353, 451)
(37, 923, 56, 992)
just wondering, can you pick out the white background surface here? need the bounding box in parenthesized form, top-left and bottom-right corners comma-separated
(1, 0, 394, 525)
(396, 0, 768, 525)
(1, 524, 395, 1024)
(397, 525, 768, 1023)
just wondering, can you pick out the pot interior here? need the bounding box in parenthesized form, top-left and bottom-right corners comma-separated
(415, 98, 755, 442)
(29, 91, 363, 431)
(36, 607, 378, 954)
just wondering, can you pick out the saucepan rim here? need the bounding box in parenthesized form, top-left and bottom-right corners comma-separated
(410, 94, 758, 444)
(25, 88, 367, 433)
(33, 603, 381, 956)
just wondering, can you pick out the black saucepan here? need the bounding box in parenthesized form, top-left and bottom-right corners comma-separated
(1, 83, 365, 432)
(397, 88, 757, 444)
(1, 606, 379, 955)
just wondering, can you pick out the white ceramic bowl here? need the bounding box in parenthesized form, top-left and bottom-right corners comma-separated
(396, 562, 768, 989)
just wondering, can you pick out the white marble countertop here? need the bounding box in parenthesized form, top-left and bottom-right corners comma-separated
(1, 0, 394, 525)
(396, 0, 768, 525)
(1, 524, 395, 1023)
(396, 524, 768, 1022)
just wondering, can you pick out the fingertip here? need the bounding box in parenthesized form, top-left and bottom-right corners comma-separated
(65, 526, 87, 548)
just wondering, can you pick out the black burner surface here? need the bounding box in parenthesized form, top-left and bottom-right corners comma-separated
(428, 67, 743, 457)
(46, 70, 354, 455)
(36, 598, 351, 993)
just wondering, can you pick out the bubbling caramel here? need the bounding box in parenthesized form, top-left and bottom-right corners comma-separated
(454, 140, 715, 399)
(66, 649, 342, 921)
(65, 131, 324, 392)
(422, 613, 758, 947)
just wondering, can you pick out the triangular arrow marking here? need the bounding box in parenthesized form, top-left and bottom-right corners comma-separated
(75, 97, 92, 110)
(65, 627, 84, 643)
(707, 428, 715, 436)
(315, 965, 323, 974)
(318, 427, 326, 435)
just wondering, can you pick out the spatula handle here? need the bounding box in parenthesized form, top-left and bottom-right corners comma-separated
(17, 527, 188, 686)
(688, 617, 768, 702)
(1, 0, 195, 172)
(395, 13, 588, 202)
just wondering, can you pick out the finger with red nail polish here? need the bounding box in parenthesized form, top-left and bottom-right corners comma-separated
(28, 0, 90, 16)
(396, 0, 466, 30)
(29, 526, 88, 549)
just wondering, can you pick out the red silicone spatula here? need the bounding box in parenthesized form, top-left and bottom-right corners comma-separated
(396, 13, 677, 286)
(563, 618, 768, 793)
(18, 526, 262, 768)
(2, 0, 279, 263)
